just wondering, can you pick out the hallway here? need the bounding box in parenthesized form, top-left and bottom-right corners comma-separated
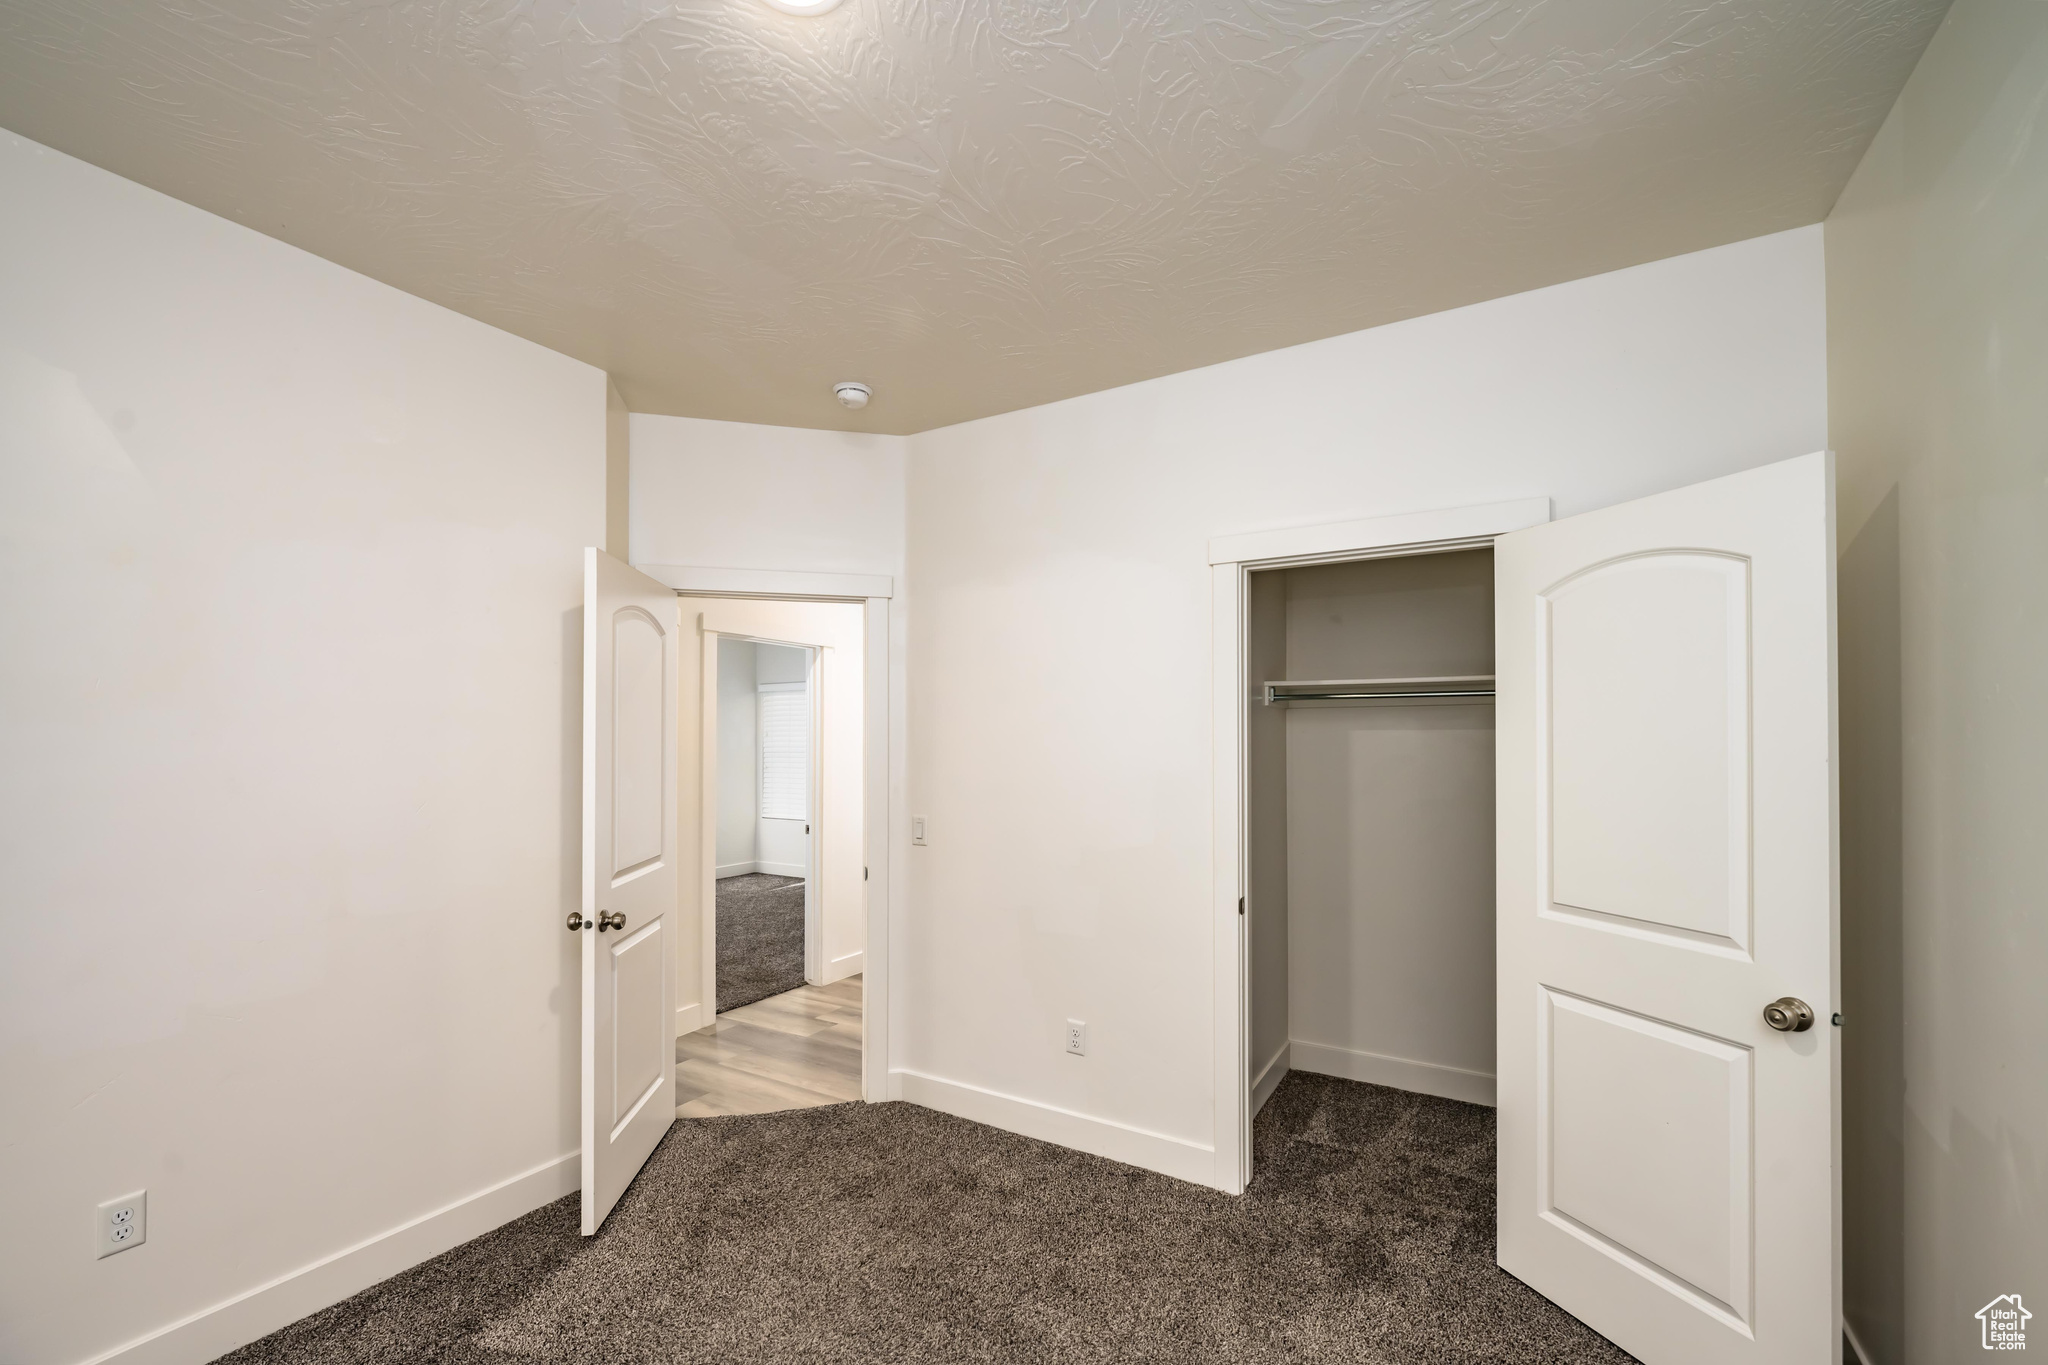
(676, 977, 862, 1119)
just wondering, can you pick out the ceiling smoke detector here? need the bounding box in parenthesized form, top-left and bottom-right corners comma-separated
(833, 381, 872, 410)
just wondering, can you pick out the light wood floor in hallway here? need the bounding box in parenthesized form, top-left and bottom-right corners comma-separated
(676, 975, 862, 1118)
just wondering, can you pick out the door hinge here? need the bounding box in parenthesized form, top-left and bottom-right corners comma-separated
(1238, 896, 1245, 916)
(864, 866, 868, 881)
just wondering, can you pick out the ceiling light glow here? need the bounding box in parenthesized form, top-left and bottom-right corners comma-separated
(762, 0, 843, 14)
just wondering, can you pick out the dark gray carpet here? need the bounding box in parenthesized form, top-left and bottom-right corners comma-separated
(716, 873, 805, 1012)
(214, 1072, 1634, 1365)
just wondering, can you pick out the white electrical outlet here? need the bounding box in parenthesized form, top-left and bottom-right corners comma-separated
(1065, 1019, 1087, 1056)
(911, 815, 927, 846)
(97, 1190, 146, 1259)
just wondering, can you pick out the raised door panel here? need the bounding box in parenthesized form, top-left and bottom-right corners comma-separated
(1544, 552, 1751, 954)
(1541, 988, 1753, 1328)
(612, 606, 666, 882)
(610, 919, 667, 1136)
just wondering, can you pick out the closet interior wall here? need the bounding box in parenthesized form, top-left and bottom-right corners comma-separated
(1247, 569, 1292, 1114)
(1247, 548, 1500, 1119)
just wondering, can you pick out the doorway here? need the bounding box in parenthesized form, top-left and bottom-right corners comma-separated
(713, 638, 815, 1013)
(1211, 459, 1842, 1365)
(1209, 502, 1543, 1194)
(576, 556, 894, 1231)
(675, 595, 870, 1118)
(1245, 547, 1499, 1129)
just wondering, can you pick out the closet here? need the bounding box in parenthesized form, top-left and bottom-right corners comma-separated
(1246, 547, 1498, 1125)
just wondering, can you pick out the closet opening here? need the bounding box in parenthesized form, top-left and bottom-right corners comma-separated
(1245, 546, 1498, 1167)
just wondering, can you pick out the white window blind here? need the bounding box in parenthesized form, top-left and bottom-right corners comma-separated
(758, 682, 808, 820)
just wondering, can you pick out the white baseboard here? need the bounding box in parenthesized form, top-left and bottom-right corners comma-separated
(823, 949, 864, 983)
(716, 862, 805, 880)
(891, 1068, 1216, 1189)
(85, 1151, 578, 1365)
(675, 1000, 706, 1036)
(1289, 1040, 1496, 1107)
(1251, 1040, 1290, 1118)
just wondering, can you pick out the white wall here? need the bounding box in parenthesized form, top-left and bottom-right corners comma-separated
(753, 644, 812, 878)
(630, 414, 905, 579)
(755, 642, 810, 685)
(0, 130, 606, 1365)
(716, 641, 811, 879)
(1825, 4, 2048, 1360)
(605, 376, 630, 560)
(715, 640, 759, 876)
(900, 225, 1828, 1177)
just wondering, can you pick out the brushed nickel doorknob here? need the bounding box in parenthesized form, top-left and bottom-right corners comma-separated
(1763, 997, 1815, 1033)
(598, 911, 627, 932)
(566, 912, 587, 931)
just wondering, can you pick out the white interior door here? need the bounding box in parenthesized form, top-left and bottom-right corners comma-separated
(581, 548, 678, 1234)
(1495, 453, 1837, 1364)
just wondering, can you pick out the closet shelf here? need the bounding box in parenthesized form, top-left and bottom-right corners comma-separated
(1263, 675, 1495, 706)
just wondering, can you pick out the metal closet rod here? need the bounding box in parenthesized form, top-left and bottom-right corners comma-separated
(1264, 675, 1495, 703)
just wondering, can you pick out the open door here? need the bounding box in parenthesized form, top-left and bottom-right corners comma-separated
(1495, 452, 1837, 1363)
(580, 548, 678, 1235)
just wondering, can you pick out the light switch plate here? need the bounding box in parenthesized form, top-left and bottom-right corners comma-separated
(912, 815, 927, 846)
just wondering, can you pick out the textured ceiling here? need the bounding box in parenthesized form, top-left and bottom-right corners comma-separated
(0, 0, 1946, 433)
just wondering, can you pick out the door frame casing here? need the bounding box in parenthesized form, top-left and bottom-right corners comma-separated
(642, 563, 894, 1107)
(1205, 498, 1551, 1194)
